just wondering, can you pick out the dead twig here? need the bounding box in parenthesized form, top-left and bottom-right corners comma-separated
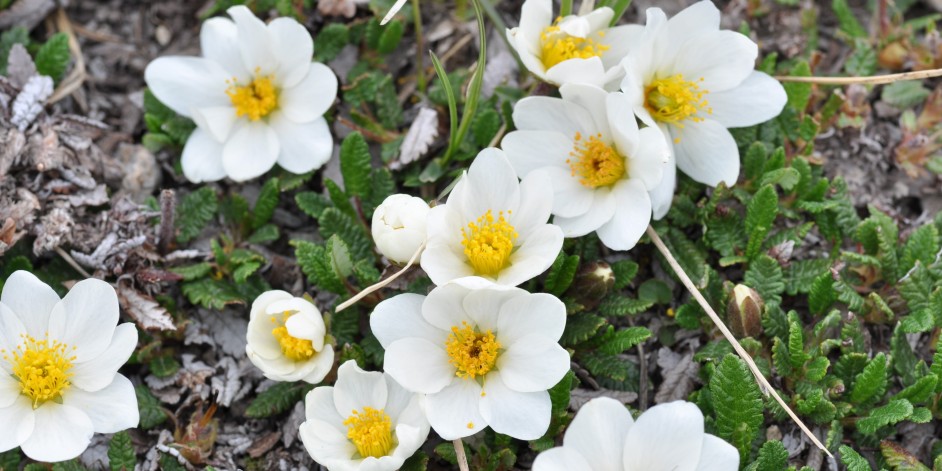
(776, 67, 942, 85)
(334, 241, 426, 313)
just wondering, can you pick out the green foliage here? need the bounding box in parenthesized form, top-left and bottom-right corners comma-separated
(314, 23, 350, 62)
(34, 33, 70, 82)
(0, 27, 29, 75)
(0, 448, 20, 471)
(176, 187, 219, 243)
(340, 132, 373, 198)
(108, 431, 136, 471)
(136, 384, 168, 429)
(840, 445, 873, 471)
(832, 0, 867, 39)
(245, 382, 313, 418)
(850, 353, 887, 405)
(710, 355, 764, 462)
(544, 251, 579, 296)
(856, 399, 913, 434)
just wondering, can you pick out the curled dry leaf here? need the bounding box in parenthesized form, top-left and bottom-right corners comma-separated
(654, 347, 699, 404)
(392, 106, 438, 169)
(12, 75, 53, 131)
(117, 281, 177, 331)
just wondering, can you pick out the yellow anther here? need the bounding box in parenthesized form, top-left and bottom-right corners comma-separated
(539, 18, 610, 70)
(445, 322, 501, 380)
(344, 407, 394, 458)
(566, 132, 626, 188)
(644, 74, 711, 126)
(227, 75, 278, 121)
(271, 311, 315, 361)
(6, 334, 75, 409)
(461, 210, 518, 277)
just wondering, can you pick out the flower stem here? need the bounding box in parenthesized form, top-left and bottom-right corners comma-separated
(644, 225, 833, 458)
(776, 67, 942, 85)
(453, 438, 470, 471)
(411, 0, 426, 94)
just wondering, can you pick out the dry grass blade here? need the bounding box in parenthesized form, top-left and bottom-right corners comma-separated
(645, 225, 832, 458)
(47, 8, 87, 104)
(334, 241, 426, 313)
(454, 438, 470, 471)
(776, 67, 942, 85)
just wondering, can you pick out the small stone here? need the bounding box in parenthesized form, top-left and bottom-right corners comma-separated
(155, 24, 172, 46)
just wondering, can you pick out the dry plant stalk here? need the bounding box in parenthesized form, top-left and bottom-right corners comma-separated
(454, 438, 470, 471)
(645, 226, 832, 458)
(776, 67, 942, 85)
(334, 241, 427, 312)
(48, 8, 87, 104)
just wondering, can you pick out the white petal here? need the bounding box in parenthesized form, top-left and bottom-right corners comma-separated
(497, 334, 569, 392)
(422, 281, 476, 331)
(511, 31, 549, 79)
(673, 30, 757, 93)
(598, 24, 643, 70)
(596, 179, 651, 251)
(48, 278, 118, 363)
(573, 7, 613, 35)
(228, 6, 275, 75)
(371, 293, 445, 348)
(672, 120, 739, 187)
(606, 91, 640, 158)
(279, 63, 338, 123)
(545, 57, 610, 89)
(20, 403, 94, 462)
(426, 380, 486, 440)
(500, 130, 572, 178)
(420, 241, 475, 286)
(143, 57, 230, 117)
(512, 96, 596, 139)
(543, 166, 595, 218)
(649, 145, 676, 220)
(200, 17, 250, 82)
(563, 397, 633, 471)
(457, 148, 521, 223)
(0, 302, 27, 373)
(70, 323, 137, 392)
(532, 446, 593, 471)
(181, 127, 227, 183)
(707, 71, 787, 128)
(553, 188, 615, 237)
(301, 344, 334, 384)
(661, 0, 720, 63)
(497, 224, 563, 286)
(383, 374, 424, 427)
(497, 292, 566, 345)
(512, 169, 555, 239)
(191, 105, 237, 143)
(271, 115, 333, 174)
(384, 339, 453, 394)
(560, 83, 611, 138)
(623, 401, 705, 471)
(269, 17, 314, 88)
(0, 373, 19, 408)
(694, 434, 740, 471)
(460, 284, 520, 331)
(333, 361, 388, 417)
(299, 419, 356, 465)
(630, 126, 670, 190)
(63, 374, 138, 433)
(0, 396, 35, 452)
(222, 121, 279, 182)
(305, 386, 345, 428)
(519, 0, 552, 51)
(479, 374, 551, 440)
(1, 270, 59, 337)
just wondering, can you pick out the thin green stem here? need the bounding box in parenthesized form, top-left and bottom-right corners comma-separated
(609, 0, 632, 26)
(560, 0, 573, 16)
(442, 0, 487, 165)
(412, 0, 426, 93)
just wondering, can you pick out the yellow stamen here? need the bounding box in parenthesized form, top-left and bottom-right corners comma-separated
(4, 334, 76, 409)
(539, 19, 610, 70)
(445, 321, 501, 380)
(461, 210, 518, 277)
(344, 407, 395, 458)
(226, 75, 278, 121)
(566, 132, 626, 188)
(271, 311, 316, 361)
(644, 74, 711, 126)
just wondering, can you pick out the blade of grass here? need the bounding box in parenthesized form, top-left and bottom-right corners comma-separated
(442, 0, 487, 164)
(429, 52, 458, 148)
(609, 0, 632, 25)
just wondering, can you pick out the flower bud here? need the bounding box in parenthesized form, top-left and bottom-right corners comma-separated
(371, 194, 430, 265)
(568, 261, 615, 310)
(726, 284, 763, 338)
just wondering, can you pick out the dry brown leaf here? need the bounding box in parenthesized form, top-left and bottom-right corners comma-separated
(117, 282, 176, 331)
(393, 106, 438, 169)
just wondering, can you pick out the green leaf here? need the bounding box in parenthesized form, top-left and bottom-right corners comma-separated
(181, 278, 245, 310)
(753, 440, 789, 471)
(252, 177, 280, 229)
(232, 260, 262, 283)
(850, 352, 887, 405)
(710, 355, 764, 463)
(176, 187, 218, 243)
(340, 132, 373, 198)
(108, 431, 136, 471)
(51, 461, 88, 471)
(170, 262, 213, 281)
(758, 168, 801, 191)
(896, 374, 938, 404)
(296, 191, 332, 219)
(580, 350, 629, 381)
(598, 326, 651, 354)
(136, 384, 168, 429)
(0, 448, 21, 471)
(548, 370, 574, 414)
(313, 23, 349, 62)
(376, 19, 404, 54)
(375, 74, 402, 129)
(638, 279, 672, 305)
(832, 0, 867, 39)
(149, 354, 180, 378)
(400, 450, 429, 471)
(787, 318, 809, 368)
(745, 185, 779, 259)
(882, 80, 931, 108)
(839, 445, 873, 471)
(881, 440, 930, 471)
(783, 61, 812, 111)
(0, 27, 30, 76)
(597, 296, 654, 317)
(247, 223, 280, 244)
(561, 314, 606, 346)
(293, 240, 346, 294)
(744, 255, 785, 307)
(857, 399, 913, 435)
(472, 107, 501, 147)
(611, 260, 639, 290)
(34, 33, 71, 82)
(245, 382, 313, 418)
(544, 252, 579, 296)
(319, 207, 374, 262)
(845, 39, 877, 76)
(901, 224, 939, 273)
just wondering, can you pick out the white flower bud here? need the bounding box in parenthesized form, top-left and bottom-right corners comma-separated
(371, 194, 429, 264)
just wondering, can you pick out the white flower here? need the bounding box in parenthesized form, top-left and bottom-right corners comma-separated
(370, 277, 570, 440)
(246, 290, 334, 383)
(502, 83, 669, 250)
(299, 360, 429, 470)
(420, 148, 563, 287)
(619, 0, 787, 218)
(371, 194, 430, 265)
(144, 6, 337, 183)
(0, 271, 138, 462)
(532, 398, 739, 471)
(507, 0, 640, 88)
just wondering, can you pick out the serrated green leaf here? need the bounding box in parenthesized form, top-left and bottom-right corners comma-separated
(754, 440, 788, 471)
(850, 352, 887, 405)
(246, 382, 313, 418)
(744, 255, 785, 307)
(340, 132, 373, 198)
(832, 0, 867, 38)
(545, 252, 579, 296)
(0, 448, 21, 471)
(783, 61, 812, 111)
(611, 259, 639, 290)
(857, 399, 913, 435)
(108, 431, 136, 471)
(901, 224, 939, 273)
(319, 207, 374, 262)
(176, 187, 218, 243)
(232, 260, 261, 283)
(149, 354, 180, 378)
(597, 296, 654, 317)
(170, 262, 213, 281)
(136, 384, 168, 429)
(252, 177, 280, 229)
(181, 278, 245, 310)
(839, 445, 873, 471)
(598, 326, 651, 354)
(400, 450, 429, 471)
(34, 33, 70, 82)
(845, 39, 877, 76)
(293, 240, 346, 294)
(548, 370, 574, 414)
(296, 191, 332, 219)
(247, 223, 280, 244)
(758, 168, 801, 191)
(882, 80, 931, 109)
(745, 185, 779, 260)
(580, 350, 629, 381)
(313, 23, 349, 62)
(710, 355, 764, 463)
(561, 314, 606, 346)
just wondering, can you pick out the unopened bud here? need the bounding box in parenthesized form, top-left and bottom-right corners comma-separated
(727, 284, 763, 338)
(568, 261, 615, 310)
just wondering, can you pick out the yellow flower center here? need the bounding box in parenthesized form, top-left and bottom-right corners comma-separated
(539, 19, 610, 70)
(344, 407, 395, 458)
(445, 321, 501, 380)
(271, 311, 316, 361)
(567, 132, 626, 188)
(4, 334, 76, 409)
(644, 74, 711, 127)
(227, 75, 279, 121)
(461, 210, 518, 277)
